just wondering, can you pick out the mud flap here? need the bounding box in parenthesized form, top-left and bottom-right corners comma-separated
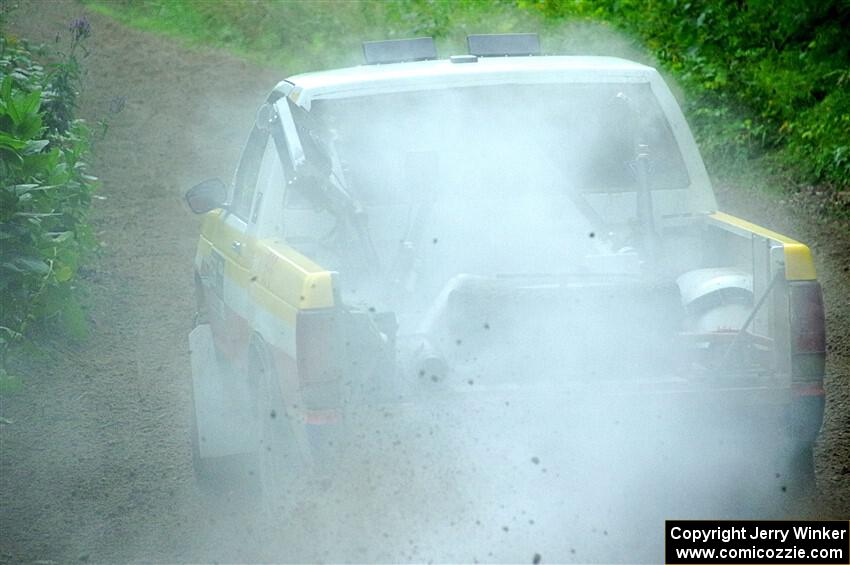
(189, 324, 254, 458)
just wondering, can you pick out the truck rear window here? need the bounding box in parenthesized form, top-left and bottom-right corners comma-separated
(305, 82, 690, 207)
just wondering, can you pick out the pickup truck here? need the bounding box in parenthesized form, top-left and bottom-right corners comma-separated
(185, 34, 826, 516)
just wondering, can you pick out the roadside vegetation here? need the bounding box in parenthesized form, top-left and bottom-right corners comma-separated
(0, 13, 98, 382)
(86, 0, 849, 219)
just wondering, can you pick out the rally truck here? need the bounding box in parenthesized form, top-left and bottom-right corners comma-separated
(185, 34, 826, 511)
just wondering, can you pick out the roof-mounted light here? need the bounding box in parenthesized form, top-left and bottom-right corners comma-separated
(450, 54, 478, 64)
(466, 33, 540, 57)
(362, 37, 437, 65)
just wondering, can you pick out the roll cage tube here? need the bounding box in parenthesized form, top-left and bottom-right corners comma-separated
(612, 91, 661, 269)
(288, 99, 380, 273)
(262, 98, 380, 272)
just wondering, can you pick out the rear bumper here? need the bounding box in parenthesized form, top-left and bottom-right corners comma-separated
(480, 379, 826, 445)
(303, 379, 826, 466)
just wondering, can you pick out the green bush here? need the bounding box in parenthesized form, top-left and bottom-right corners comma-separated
(88, 0, 849, 199)
(527, 0, 850, 195)
(0, 24, 97, 370)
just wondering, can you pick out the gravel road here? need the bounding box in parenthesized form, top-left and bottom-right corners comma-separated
(1, 1, 847, 563)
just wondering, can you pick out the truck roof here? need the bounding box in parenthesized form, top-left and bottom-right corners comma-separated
(279, 56, 658, 109)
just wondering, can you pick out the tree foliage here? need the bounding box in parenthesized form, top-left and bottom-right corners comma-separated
(89, 0, 849, 197)
(525, 0, 850, 192)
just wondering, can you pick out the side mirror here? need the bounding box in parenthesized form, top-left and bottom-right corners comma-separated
(186, 178, 227, 214)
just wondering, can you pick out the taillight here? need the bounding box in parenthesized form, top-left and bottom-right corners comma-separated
(296, 309, 343, 386)
(789, 281, 826, 381)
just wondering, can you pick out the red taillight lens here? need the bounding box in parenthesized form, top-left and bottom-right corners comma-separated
(790, 282, 826, 354)
(789, 281, 826, 381)
(296, 309, 342, 385)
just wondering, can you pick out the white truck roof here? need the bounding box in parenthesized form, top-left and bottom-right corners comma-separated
(272, 54, 717, 215)
(280, 56, 659, 110)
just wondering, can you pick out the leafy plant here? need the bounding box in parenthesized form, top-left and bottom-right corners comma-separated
(0, 24, 98, 375)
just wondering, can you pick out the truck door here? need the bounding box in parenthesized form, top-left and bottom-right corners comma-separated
(205, 125, 269, 358)
(205, 92, 307, 360)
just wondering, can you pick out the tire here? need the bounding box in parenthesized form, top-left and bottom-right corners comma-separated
(782, 441, 816, 498)
(249, 338, 309, 518)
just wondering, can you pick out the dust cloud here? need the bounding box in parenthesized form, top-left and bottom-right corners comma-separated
(194, 32, 802, 565)
(2, 3, 837, 563)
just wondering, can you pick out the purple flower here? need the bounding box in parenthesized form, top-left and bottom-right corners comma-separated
(69, 16, 91, 41)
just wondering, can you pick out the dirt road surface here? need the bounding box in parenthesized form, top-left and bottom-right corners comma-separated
(1, 1, 848, 563)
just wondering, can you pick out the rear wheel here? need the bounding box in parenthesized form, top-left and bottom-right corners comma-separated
(782, 441, 816, 497)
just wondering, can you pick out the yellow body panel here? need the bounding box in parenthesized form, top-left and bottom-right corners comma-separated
(198, 210, 335, 326)
(197, 209, 816, 331)
(709, 211, 817, 281)
(254, 241, 335, 310)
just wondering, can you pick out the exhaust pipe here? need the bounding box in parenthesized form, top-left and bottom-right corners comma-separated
(410, 338, 449, 383)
